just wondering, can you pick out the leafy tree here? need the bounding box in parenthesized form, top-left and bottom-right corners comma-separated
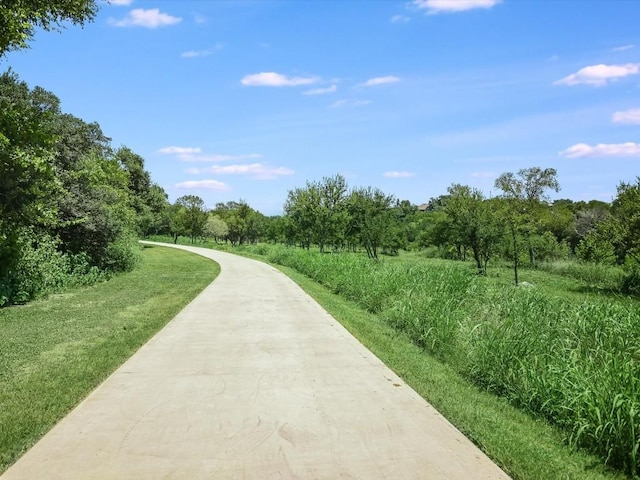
(167, 203, 186, 244)
(0, 0, 98, 56)
(576, 230, 616, 264)
(608, 178, 640, 264)
(495, 167, 560, 284)
(175, 195, 208, 243)
(0, 71, 62, 284)
(263, 216, 286, 244)
(443, 184, 502, 274)
(205, 215, 229, 243)
(55, 152, 136, 269)
(210, 200, 263, 245)
(283, 186, 316, 249)
(0, 71, 60, 229)
(346, 186, 395, 259)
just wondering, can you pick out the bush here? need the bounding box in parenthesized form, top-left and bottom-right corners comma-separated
(621, 262, 640, 295)
(0, 231, 114, 307)
(100, 235, 141, 273)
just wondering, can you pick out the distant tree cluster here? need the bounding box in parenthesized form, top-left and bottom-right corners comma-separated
(276, 170, 640, 293)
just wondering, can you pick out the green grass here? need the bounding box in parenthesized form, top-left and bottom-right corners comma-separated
(0, 245, 219, 473)
(279, 264, 627, 480)
(189, 240, 638, 479)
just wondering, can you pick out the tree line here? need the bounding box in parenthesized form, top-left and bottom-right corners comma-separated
(276, 171, 639, 293)
(168, 168, 639, 295)
(0, 70, 170, 305)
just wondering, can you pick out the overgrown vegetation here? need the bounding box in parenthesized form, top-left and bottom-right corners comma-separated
(0, 245, 219, 473)
(0, 69, 176, 306)
(278, 262, 628, 480)
(205, 242, 640, 476)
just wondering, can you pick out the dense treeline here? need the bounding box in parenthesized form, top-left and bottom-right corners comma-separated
(0, 68, 275, 306)
(170, 169, 639, 295)
(0, 70, 169, 306)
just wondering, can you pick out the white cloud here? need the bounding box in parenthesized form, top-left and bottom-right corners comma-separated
(158, 146, 202, 155)
(555, 63, 640, 87)
(612, 44, 634, 52)
(330, 99, 371, 108)
(199, 163, 294, 180)
(158, 147, 262, 162)
(384, 171, 415, 178)
(109, 8, 182, 28)
(471, 171, 495, 178)
(612, 108, 640, 124)
(303, 85, 337, 95)
(175, 180, 229, 190)
(360, 76, 400, 87)
(194, 14, 207, 24)
(559, 142, 640, 158)
(391, 14, 410, 23)
(181, 44, 223, 58)
(241, 72, 318, 87)
(108, 0, 133, 5)
(414, 0, 501, 14)
(184, 154, 262, 163)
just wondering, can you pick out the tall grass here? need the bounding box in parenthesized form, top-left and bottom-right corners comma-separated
(537, 260, 625, 292)
(233, 243, 640, 476)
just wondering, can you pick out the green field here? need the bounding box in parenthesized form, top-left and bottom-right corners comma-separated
(0, 245, 219, 473)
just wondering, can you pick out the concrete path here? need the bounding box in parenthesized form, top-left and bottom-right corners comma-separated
(2, 243, 510, 479)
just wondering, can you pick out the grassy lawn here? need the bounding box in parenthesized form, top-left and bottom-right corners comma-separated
(0, 244, 219, 473)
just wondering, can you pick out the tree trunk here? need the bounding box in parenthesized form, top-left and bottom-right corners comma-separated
(512, 228, 519, 286)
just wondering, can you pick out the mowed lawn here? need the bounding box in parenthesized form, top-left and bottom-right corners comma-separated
(0, 245, 219, 473)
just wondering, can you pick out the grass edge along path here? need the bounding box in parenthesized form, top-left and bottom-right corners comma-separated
(277, 264, 629, 480)
(0, 245, 219, 474)
(203, 242, 625, 480)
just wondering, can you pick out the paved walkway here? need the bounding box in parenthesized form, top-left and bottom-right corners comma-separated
(2, 242, 510, 479)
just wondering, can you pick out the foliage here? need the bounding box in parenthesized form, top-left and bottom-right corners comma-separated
(174, 195, 208, 243)
(212, 200, 265, 245)
(205, 215, 229, 243)
(494, 167, 560, 283)
(0, 0, 98, 56)
(347, 186, 396, 259)
(0, 71, 166, 306)
(443, 184, 503, 273)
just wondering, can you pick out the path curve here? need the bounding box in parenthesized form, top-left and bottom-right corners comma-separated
(2, 242, 510, 479)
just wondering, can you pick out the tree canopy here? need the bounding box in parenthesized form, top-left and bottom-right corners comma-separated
(0, 0, 98, 56)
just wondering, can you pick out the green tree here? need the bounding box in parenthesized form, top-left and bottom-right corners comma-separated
(0, 71, 62, 284)
(284, 186, 316, 249)
(0, 0, 98, 56)
(175, 195, 208, 243)
(495, 167, 560, 284)
(205, 215, 229, 243)
(444, 184, 502, 274)
(346, 186, 395, 259)
(284, 174, 350, 252)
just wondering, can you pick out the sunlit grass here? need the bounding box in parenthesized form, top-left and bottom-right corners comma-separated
(0, 245, 219, 473)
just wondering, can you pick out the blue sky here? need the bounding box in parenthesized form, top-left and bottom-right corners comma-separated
(4, 0, 640, 214)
